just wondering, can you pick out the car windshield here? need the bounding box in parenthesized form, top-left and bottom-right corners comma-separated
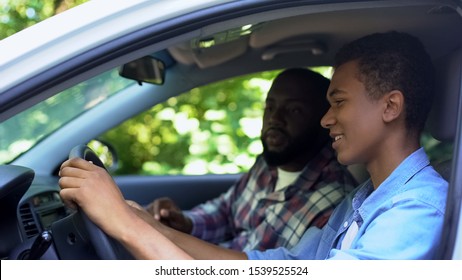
(0, 68, 135, 164)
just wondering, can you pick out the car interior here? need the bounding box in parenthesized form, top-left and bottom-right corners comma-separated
(0, 0, 461, 260)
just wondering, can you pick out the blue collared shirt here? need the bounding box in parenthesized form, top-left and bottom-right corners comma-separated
(246, 148, 448, 260)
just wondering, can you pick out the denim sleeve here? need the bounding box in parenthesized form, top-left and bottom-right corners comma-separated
(328, 199, 445, 260)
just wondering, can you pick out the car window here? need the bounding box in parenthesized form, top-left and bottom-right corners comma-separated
(96, 68, 333, 176)
(0, 69, 135, 164)
(95, 66, 452, 177)
(95, 70, 276, 175)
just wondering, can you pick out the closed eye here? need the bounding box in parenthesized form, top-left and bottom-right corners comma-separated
(334, 99, 344, 106)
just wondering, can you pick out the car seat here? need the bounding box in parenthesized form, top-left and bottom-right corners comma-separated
(427, 47, 462, 259)
(427, 48, 462, 181)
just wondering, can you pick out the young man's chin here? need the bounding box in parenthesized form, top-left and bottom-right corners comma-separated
(335, 152, 355, 166)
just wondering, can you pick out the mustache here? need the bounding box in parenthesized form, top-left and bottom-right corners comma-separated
(262, 127, 289, 137)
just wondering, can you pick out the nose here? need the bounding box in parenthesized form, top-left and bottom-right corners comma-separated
(267, 107, 285, 126)
(320, 107, 334, 129)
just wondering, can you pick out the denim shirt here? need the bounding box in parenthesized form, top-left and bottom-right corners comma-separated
(246, 148, 448, 260)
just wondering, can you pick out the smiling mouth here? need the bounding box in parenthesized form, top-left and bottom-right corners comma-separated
(334, 135, 343, 142)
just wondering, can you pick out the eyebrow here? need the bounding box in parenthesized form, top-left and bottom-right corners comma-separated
(327, 89, 346, 99)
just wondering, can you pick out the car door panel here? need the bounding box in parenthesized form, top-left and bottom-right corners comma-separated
(115, 174, 241, 210)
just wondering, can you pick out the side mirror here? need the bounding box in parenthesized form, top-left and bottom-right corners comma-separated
(119, 56, 165, 85)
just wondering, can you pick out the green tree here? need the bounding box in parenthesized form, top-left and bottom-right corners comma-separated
(97, 67, 335, 176)
(0, 0, 88, 39)
(99, 71, 279, 175)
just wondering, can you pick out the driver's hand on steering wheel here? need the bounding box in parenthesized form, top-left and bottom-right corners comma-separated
(58, 157, 133, 239)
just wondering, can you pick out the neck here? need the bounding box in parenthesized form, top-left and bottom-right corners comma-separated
(367, 130, 420, 189)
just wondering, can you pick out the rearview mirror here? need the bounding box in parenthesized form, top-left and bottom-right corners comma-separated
(119, 56, 165, 85)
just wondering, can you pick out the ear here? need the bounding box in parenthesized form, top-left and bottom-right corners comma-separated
(382, 90, 404, 123)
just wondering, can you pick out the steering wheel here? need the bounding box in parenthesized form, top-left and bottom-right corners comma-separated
(52, 144, 133, 259)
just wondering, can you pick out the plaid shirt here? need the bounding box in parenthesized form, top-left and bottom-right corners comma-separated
(185, 145, 357, 251)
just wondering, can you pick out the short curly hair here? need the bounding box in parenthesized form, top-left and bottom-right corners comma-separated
(334, 31, 435, 134)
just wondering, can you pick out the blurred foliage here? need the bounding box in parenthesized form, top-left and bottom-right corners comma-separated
(97, 66, 332, 175)
(97, 71, 280, 175)
(0, 69, 133, 164)
(421, 132, 454, 165)
(0, 0, 88, 39)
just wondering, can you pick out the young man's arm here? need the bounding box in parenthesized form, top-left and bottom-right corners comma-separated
(59, 157, 247, 260)
(130, 205, 247, 259)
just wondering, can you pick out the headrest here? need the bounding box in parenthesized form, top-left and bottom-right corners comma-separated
(427, 48, 462, 142)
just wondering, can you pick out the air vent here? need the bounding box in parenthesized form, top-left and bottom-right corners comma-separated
(19, 203, 39, 238)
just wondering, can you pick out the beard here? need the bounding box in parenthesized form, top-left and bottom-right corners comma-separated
(262, 127, 317, 167)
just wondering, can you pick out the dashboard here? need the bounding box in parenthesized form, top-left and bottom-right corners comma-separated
(3, 169, 126, 260)
(19, 191, 69, 239)
(0, 167, 72, 260)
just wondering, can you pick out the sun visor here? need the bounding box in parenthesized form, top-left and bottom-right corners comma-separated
(168, 36, 248, 69)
